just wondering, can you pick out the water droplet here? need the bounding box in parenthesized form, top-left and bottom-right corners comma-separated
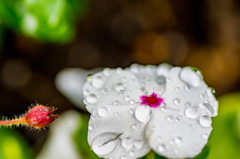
(175, 87, 180, 92)
(91, 116, 96, 121)
(185, 102, 192, 107)
(161, 106, 166, 111)
(114, 83, 125, 92)
(156, 75, 166, 84)
(103, 68, 111, 76)
(167, 115, 174, 122)
(175, 149, 179, 154)
(101, 88, 109, 94)
(198, 103, 214, 116)
(88, 124, 94, 131)
(115, 112, 119, 115)
(121, 156, 127, 159)
(169, 139, 174, 144)
(166, 78, 171, 83)
(121, 137, 133, 149)
(129, 150, 135, 156)
(199, 94, 205, 98)
(129, 100, 135, 104)
(199, 115, 212, 127)
(175, 117, 181, 122)
(174, 137, 182, 144)
(116, 67, 123, 74)
(92, 76, 104, 88)
(122, 151, 126, 155)
(141, 87, 148, 94)
(87, 94, 98, 104)
(202, 133, 208, 140)
(157, 137, 162, 142)
(135, 105, 152, 123)
(131, 124, 137, 129)
(134, 140, 143, 149)
(87, 74, 93, 82)
(188, 124, 192, 128)
(130, 64, 139, 74)
(180, 67, 202, 87)
(128, 109, 133, 114)
(109, 157, 114, 159)
(124, 96, 130, 101)
(83, 89, 90, 95)
(157, 144, 165, 152)
(128, 90, 132, 94)
(140, 82, 145, 86)
(113, 100, 120, 107)
(184, 85, 190, 92)
(185, 107, 199, 119)
(98, 107, 108, 117)
(121, 76, 127, 82)
(92, 133, 120, 156)
(173, 98, 180, 106)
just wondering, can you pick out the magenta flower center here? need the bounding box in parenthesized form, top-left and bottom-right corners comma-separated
(140, 92, 164, 108)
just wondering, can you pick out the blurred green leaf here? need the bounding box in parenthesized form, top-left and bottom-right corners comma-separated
(207, 92, 240, 159)
(0, 128, 32, 159)
(193, 145, 210, 159)
(73, 114, 100, 159)
(0, 0, 88, 43)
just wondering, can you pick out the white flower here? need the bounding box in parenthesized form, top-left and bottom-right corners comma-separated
(83, 64, 218, 159)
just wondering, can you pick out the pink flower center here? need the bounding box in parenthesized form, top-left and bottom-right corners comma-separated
(140, 92, 164, 108)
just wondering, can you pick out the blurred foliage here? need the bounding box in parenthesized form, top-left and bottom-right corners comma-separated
(207, 92, 240, 159)
(0, 0, 88, 43)
(0, 128, 32, 159)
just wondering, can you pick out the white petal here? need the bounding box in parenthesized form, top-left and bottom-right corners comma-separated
(88, 104, 151, 159)
(146, 67, 218, 158)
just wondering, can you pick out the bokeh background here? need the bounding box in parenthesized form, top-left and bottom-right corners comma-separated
(0, 0, 240, 159)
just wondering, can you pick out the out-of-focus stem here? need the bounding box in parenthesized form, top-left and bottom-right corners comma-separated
(0, 118, 25, 126)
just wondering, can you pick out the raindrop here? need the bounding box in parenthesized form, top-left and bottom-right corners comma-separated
(103, 68, 111, 76)
(92, 76, 104, 88)
(180, 67, 202, 87)
(175, 87, 180, 92)
(129, 150, 135, 156)
(156, 75, 166, 85)
(115, 112, 119, 115)
(92, 133, 120, 156)
(109, 157, 114, 159)
(128, 109, 133, 114)
(122, 151, 126, 155)
(121, 137, 133, 149)
(173, 98, 180, 106)
(184, 85, 190, 92)
(116, 67, 123, 74)
(114, 83, 125, 92)
(175, 117, 181, 122)
(175, 149, 179, 154)
(88, 124, 94, 131)
(129, 100, 135, 104)
(91, 116, 96, 121)
(98, 107, 108, 117)
(135, 105, 152, 123)
(199, 94, 205, 98)
(87, 94, 98, 104)
(198, 103, 214, 116)
(130, 64, 139, 74)
(113, 100, 120, 107)
(128, 90, 132, 94)
(161, 106, 167, 111)
(121, 76, 127, 82)
(131, 124, 137, 129)
(134, 140, 143, 149)
(202, 133, 208, 140)
(102, 88, 109, 94)
(199, 115, 212, 127)
(167, 115, 174, 122)
(166, 78, 171, 83)
(206, 87, 215, 97)
(157, 144, 165, 152)
(121, 156, 127, 159)
(185, 102, 192, 107)
(185, 107, 199, 119)
(83, 89, 90, 95)
(157, 137, 162, 142)
(141, 87, 148, 94)
(140, 82, 145, 86)
(174, 137, 182, 144)
(124, 96, 130, 101)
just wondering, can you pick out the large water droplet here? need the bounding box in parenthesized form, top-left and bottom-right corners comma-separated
(116, 67, 123, 74)
(83, 89, 90, 95)
(198, 103, 214, 116)
(199, 115, 212, 127)
(87, 94, 98, 104)
(121, 137, 133, 149)
(156, 63, 172, 77)
(103, 68, 111, 76)
(180, 67, 202, 87)
(130, 64, 140, 74)
(114, 83, 125, 92)
(135, 105, 152, 123)
(134, 140, 143, 149)
(156, 76, 166, 85)
(92, 133, 120, 156)
(157, 144, 166, 152)
(173, 98, 180, 106)
(185, 107, 199, 119)
(92, 76, 104, 88)
(98, 107, 108, 117)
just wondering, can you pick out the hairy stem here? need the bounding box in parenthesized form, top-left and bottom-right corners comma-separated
(0, 118, 25, 126)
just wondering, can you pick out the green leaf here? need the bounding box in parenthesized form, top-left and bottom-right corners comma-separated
(193, 145, 210, 159)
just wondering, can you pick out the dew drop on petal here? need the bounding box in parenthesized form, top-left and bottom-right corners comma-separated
(114, 83, 125, 92)
(141, 87, 148, 94)
(98, 107, 108, 117)
(156, 75, 166, 85)
(180, 67, 202, 87)
(83, 89, 90, 95)
(131, 124, 137, 129)
(92, 133, 120, 156)
(134, 140, 143, 149)
(130, 64, 139, 74)
(157, 144, 166, 152)
(101, 88, 109, 94)
(129, 99, 135, 104)
(124, 96, 130, 101)
(88, 124, 94, 131)
(135, 105, 152, 123)
(206, 87, 216, 97)
(198, 103, 214, 116)
(115, 112, 119, 115)
(175, 117, 181, 122)
(167, 115, 174, 122)
(185, 102, 192, 107)
(92, 76, 104, 88)
(116, 67, 123, 74)
(113, 100, 120, 107)
(157, 137, 162, 142)
(128, 109, 133, 114)
(185, 107, 199, 119)
(174, 137, 182, 144)
(129, 150, 135, 156)
(199, 94, 205, 98)
(184, 85, 190, 92)
(103, 68, 111, 76)
(175, 87, 180, 92)
(87, 94, 98, 104)
(121, 76, 127, 82)
(199, 115, 212, 127)
(109, 157, 114, 159)
(121, 137, 134, 149)
(173, 98, 180, 106)
(202, 133, 208, 140)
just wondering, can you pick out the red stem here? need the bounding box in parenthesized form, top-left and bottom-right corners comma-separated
(0, 118, 25, 126)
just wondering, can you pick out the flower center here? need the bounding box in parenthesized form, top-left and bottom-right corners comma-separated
(140, 92, 164, 108)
